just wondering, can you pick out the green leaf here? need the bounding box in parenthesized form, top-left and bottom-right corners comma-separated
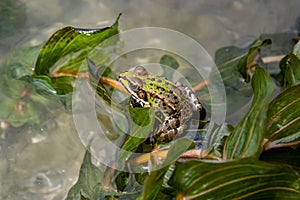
(237, 39, 272, 82)
(19, 75, 73, 108)
(213, 46, 253, 115)
(279, 53, 300, 89)
(159, 54, 179, 80)
(260, 32, 297, 59)
(264, 85, 300, 150)
(87, 58, 114, 105)
(34, 14, 120, 76)
(223, 67, 275, 160)
(66, 149, 104, 200)
(27, 14, 120, 100)
(0, 96, 40, 127)
(169, 159, 300, 199)
(121, 107, 154, 152)
(139, 138, 194, 200)
(0, 45, 40, 98)
(204, 122, 233, 159)
(118, 107, 155, 171)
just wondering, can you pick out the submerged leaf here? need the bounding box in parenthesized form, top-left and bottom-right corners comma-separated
(223, 67, 275, 160)
(264, 85, 300, 150)
(66, 149, 104, 200)
(169, 159, 300, 200)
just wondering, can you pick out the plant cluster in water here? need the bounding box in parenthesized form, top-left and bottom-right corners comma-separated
(1, 14, 300, 199)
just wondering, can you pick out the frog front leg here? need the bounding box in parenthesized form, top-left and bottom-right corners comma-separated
(156, 117, 185, 143)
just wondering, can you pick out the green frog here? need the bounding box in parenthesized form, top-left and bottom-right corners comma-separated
(119, 66, 203, 143)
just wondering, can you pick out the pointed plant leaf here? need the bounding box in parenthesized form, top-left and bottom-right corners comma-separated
(118, 107, 155, 171)
(20, 75, 59, 95)
(29, 15, 120, 99)
(66, 149, 104, 200)
(86, 58, 114, 104)
(35, 14, 120, 76)
(121, 107, 154, 152)
(259, 32, 297, 75)
(279, 53, 300, 89)
(213, 46, 253, 115)
(204, 122, 233, 159)
(169, 159, 300, 200)
(223, 67, 275, 160)
(237, 39, 272, 82)
(264, 85, 300, 150)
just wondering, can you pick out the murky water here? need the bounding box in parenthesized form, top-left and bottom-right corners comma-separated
(0, 0, 299, 199)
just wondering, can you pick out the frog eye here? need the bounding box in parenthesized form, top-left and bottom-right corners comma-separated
(133, 66, 148, 76)
(129, 82, 140, 92)
(137, 90, 147, 101)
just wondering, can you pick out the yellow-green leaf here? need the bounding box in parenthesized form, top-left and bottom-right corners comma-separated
(264, 85, 300, 150)
(169, 159, 300, 200)
(223, 67, 275, 160)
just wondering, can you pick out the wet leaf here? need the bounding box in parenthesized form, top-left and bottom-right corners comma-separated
(87, 58, 115, 105)
(118, 107, 155, 171)
(204, 122, 233, 159)
(0, 45, 63, 127)
(0, 45, 40, 98)
(169, 158, 300, 199)
(0, 96, 40, 127)
(237, 39, 272, 82)
(27, 14, 120, 98)
(66, 149, 105, 200)
(223, 67, 275, 160)
(34, 14, 120, 76)
(139, 138, 194, 200)
(121, 107, 154, 151)
(280, 53, 300, 89)
(264, 85, 300, 150)
(259, 32, 297, 75)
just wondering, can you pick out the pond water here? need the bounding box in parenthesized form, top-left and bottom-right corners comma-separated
(0, 0, 299, 199)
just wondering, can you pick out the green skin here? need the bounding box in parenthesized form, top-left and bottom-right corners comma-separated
(119, 66, 202, 143)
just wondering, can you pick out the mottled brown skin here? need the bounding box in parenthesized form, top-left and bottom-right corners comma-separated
(119, 66, 202, 143)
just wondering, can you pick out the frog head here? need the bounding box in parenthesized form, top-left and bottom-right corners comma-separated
(119, 66, 151, 108)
